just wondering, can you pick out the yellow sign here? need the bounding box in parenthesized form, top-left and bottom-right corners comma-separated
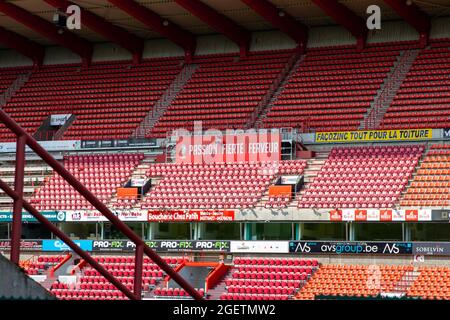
(315, 129, 433, 143)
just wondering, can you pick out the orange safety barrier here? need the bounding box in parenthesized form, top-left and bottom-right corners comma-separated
(117, 187, 138, 199)
(268, 185, 292, 197)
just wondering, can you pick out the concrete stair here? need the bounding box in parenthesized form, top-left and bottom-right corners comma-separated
(296, 151, 329, 204)
(206, 269, 232, 300)
(389, 268, 420, 295)
(360, 49, 420, 130)
(0, 72, 31, 108)
(254, 52, 305, 129)
(133, 63, 199, 138)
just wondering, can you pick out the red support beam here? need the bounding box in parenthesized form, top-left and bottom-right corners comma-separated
(174, 0, 251, 57)
(311, 0, 367, 50)
(0, 27, 45, 66)
(9, 135, 26, 265)
(241, 0, 308, 52)
(107, 0, 196, 61)
(43, 0, 144, 64)
(0, 1, 93, 65)
(133, 244, 144, 297)
(0, 108, 203, 301)
(383, 0, 430, 47)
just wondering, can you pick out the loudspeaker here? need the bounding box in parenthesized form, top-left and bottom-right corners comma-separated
(52, 12, 67, 28)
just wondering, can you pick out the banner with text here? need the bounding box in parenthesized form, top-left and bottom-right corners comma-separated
(289, 241, 413, 255)
(42, 240, 93, 251)
(329, 209, 432, 222)
(316, 129, 432, 143)
(413, 242, 450, 256)
(0, 240, 42, 251)
(92, 240, 230, 252)
(0, 140, 80, 153)
(175, 130, 281, 164)
(230, 241, 289, 253)
(64, 210, 147, 222)
(0, 211, 64, 223)
(148, 210, 235, 222)
(444, 128, 450, 139)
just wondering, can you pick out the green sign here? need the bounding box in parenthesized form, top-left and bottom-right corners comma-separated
(0, 211, 65, 223)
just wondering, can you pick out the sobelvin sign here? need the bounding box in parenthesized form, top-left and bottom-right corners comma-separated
(289, 241, 413, 255)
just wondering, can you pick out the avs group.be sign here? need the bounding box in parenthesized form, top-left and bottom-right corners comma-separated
(289, 241, 413, 255)
(444, 128, 450, 139)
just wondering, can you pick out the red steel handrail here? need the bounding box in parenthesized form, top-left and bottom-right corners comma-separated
(0, 108, 203, 300)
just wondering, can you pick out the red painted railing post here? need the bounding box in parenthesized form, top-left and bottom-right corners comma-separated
(134, 244, 144, 298)
(10, 135, 26, 264)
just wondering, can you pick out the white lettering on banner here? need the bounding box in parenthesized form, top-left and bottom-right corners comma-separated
(230, 241, 289, 253)
(175, 129, 281, 164)
(332, 209, 433, 221)
(0, 140, 80, 153)
(64, 210, 147, 222)
(50, 114, 72, 126)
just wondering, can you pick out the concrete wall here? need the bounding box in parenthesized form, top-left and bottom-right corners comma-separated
(1, 18, 449, 69)
(0, 253, 55, 300)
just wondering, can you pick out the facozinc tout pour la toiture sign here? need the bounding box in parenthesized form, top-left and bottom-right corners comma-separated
(315, 129, 433, 143)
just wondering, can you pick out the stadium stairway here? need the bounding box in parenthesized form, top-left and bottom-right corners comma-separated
(295, 150, 329, 206)
(0, 71, 31, 109)
(250, 51, 304, 129)
(361, 48, 421, 130)
(108, 153, 160, 209)
(133, 63, 199, 139)
(399, 144, 431, 206)
(390, 267, 420, 296)
(0, 154, 57, 209)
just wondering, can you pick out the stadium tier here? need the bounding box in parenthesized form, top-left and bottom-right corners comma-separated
(30, 153, 144, 211)
(0, 40, 448, 142)
(261, 42, 413, 131)
(148, 50, 294, 137)
(140, 160, 307, 209)
(380, 39, 450, 130)
(401, 144, 450, 207)
(0, 58, 183, 142)
(15, 253, 450, 301)
(298, 145, 425, 208)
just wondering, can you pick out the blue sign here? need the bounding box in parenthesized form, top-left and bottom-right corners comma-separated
(42, 239, 93, 252)
(0, 211, 65, 223)
(444, 128, 450, 139)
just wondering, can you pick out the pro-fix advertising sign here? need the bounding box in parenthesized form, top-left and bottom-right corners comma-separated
(0, 211, 65, 223)
(175, 129, 281, 164)
(329, 209, 432, 222)
(64, 210, 147, 222)
(0, 240, 42, 251)
(289, 241, 413, 255)
(315, 129, 432, 143)
(92, 240, 230, 252)
(148, 210, 235, 222)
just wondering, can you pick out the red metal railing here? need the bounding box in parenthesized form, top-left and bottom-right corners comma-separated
(0, 109, 203, 300)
